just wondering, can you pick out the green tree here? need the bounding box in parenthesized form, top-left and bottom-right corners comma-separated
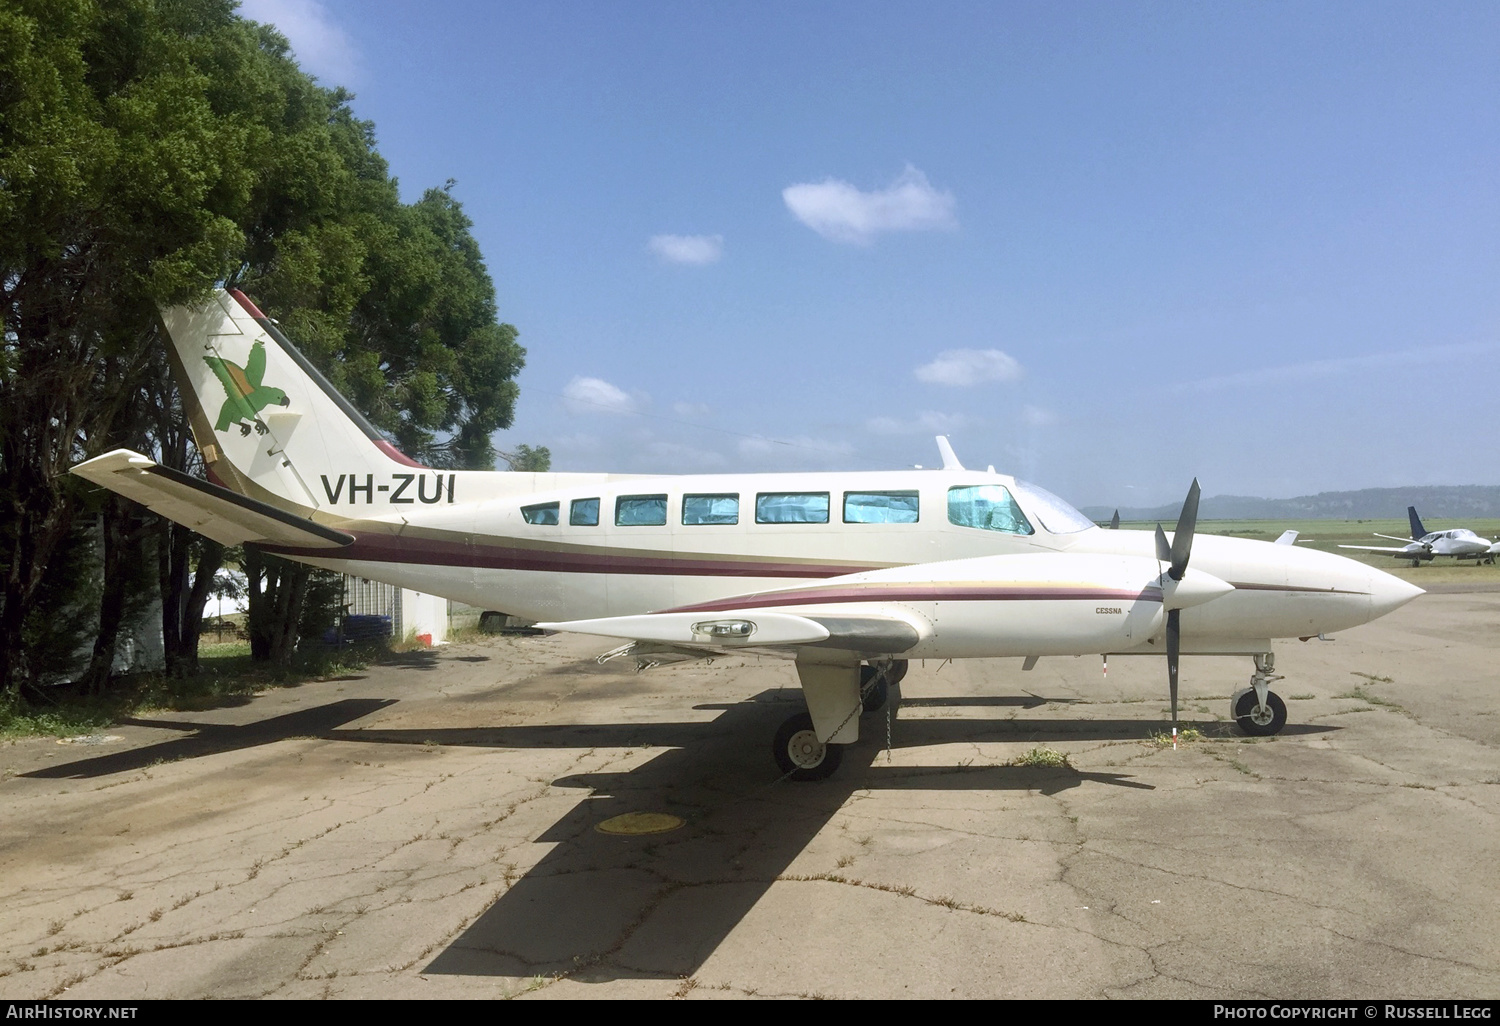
(1, 0, 541, 690)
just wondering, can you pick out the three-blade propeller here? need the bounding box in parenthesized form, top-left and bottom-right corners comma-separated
(1155, 479, 1201, 727)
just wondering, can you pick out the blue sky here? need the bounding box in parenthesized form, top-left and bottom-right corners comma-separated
(239, 1, 1499, 508)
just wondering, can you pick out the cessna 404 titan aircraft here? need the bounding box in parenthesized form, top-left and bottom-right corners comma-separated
(71, 290, 1424, 779)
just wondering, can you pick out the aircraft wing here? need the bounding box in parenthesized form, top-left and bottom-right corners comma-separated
(1337, 544, 1417, 555)
(71, 449, 354, 549)
(536, 608, 924, 655)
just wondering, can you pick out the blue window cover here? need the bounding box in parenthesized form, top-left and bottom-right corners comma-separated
(947, 485, 1034, 534)
(755, 492, 830, 524)
(570, 497, 600, 526)
(683, 493, 739, 525)
(844, 490, 920, 524)
(616, 494, 668, 526)
(521, 502, 559, 525)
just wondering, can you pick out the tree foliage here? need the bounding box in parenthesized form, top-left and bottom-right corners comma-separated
(0, 0, 534, 692)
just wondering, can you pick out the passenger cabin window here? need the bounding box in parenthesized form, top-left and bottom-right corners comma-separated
(756, 492, 829, 524)
(683, 493, 739, 525)
(616, 494, 668, 526)
(521, 502, 559, 525)
(947, 485, 1033, 534)
(570, 497, 599, 526)
(844, 491, 919, 524)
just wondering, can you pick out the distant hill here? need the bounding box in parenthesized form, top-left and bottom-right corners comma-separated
(1079, 485, 1500, 522)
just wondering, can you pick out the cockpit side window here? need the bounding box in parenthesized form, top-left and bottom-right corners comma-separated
(570, 498, 600, 526)
(521, 501, 560, 525)
(947, 485, 1033, 535)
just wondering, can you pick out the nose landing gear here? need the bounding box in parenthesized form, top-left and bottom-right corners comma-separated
(1231, 652, 1287, 736)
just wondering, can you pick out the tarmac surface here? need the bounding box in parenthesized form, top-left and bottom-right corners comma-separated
(2, 590, 1498, 1000)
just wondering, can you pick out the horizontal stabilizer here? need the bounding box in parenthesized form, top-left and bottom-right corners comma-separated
(71, 449, 354, 549)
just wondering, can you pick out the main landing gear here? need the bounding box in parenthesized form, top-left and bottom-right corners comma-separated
(772, 659, 907, 781)
(1231, 652, 1287, 737)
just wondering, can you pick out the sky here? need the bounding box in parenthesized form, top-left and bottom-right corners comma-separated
(237, 0, 1500, 508)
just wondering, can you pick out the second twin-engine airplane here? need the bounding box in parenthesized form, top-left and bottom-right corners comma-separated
(1339, 506, 1496, 567)
(72, 290, 1424, 779)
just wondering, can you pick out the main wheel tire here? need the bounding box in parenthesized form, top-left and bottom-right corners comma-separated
(887, 659, 909, 685)
(859, 664, 889, 713)
(773, 712, 843, 781)
(1234, 690, 1287, 737)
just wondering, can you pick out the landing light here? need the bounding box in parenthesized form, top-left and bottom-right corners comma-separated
(692, 619, 755, 639)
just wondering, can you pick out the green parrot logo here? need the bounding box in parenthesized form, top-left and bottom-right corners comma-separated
(206, 340, 289, 436)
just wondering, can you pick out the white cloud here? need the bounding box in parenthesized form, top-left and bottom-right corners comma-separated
(648, 234, 724, 265)
(782, 165, 957, 244)
(1022, 405, 1057, 427)
(1174, 341, 1500, 394)
(866, 411, 968, 435)
(563, 376, 639, 415)
(915, 349, 1023, 387)
(239, 0, 359, 84)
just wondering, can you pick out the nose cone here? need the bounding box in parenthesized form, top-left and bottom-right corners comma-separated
(1367, 567, 1424, 619)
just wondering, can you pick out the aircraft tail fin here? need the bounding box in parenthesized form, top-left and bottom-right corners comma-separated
(160, 289, 425, 512)
(1407, 506, 1427, 540)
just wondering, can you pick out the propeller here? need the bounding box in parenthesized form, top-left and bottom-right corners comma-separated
(1154, 479, 1201, 730)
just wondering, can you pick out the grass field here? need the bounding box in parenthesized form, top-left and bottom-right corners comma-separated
(1118, 516, 1500, 585)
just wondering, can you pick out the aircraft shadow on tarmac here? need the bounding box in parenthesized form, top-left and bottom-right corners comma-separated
(23, 687, 1338, 981)
(20, 698, 397, 779)
(408, 687, 1264, 983)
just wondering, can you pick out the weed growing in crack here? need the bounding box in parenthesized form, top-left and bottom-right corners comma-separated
(1147, 728, 1203, 748)
(1013, 747, 1070, 767)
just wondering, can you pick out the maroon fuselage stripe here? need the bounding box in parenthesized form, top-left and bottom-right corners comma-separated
(264, 534, 877, 578)
(667, 585, 1162, 613)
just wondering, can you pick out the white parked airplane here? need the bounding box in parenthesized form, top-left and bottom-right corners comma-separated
(71, 290, 1423, 779)
(1339, 507, 1494, 567)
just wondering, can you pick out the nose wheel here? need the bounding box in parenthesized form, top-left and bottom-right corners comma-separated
(1233, 689, 1287, 736)
(773, 712, 842, 781)
(1233, 653, 1287, 736)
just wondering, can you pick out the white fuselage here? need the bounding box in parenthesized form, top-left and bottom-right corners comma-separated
(284, 467, 1421, 658)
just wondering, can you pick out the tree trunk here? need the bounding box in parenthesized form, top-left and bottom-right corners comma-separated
(80, 503, 128, 694)
(245, 547, 311, 667)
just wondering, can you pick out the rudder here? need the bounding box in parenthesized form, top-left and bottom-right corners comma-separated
(1407, 506, 1427, 540)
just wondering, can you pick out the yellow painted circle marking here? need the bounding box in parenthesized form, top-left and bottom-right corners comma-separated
(595, 812, 685, 836)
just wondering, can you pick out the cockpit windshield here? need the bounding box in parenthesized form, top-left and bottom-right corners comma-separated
(1011, 479, 1097, 535)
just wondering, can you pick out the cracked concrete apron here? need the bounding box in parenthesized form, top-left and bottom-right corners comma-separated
(2, 593, 1497, 999)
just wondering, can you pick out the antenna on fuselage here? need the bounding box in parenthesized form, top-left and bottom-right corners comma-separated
(935, 436, 965, 471)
